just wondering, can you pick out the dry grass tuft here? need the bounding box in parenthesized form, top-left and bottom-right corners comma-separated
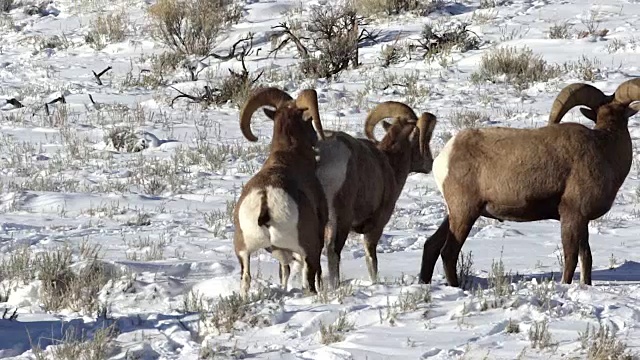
(85, 11, 127, 50)
(355, 0, 444, 17)
(579, 323, 636, 360)
(31, 322, 119, 360)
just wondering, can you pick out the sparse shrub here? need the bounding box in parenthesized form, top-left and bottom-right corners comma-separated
(395, 286, 432, 312)
(0, 13, 14, 30)
(103, 127, 147, 153)
(450, 109, 488, 130)
(34, 35, 70, 53)
(314, 280, 356, 304)
(548, 22, 572, 39)
(471, 46, 562, 90)
(554, 244, 564, 274)
(269, 6, 379, 80)
(85, 11, 127, 50)
(210, 70, 256, 108)
(199, 342, 247, 359)
(479, 0, 508, 8)
(319, 312, 355, 344)
(38, 249, 117, 314)
(529, 318, 555, 349)
(471, 8, 497, 24)
(125, 211, 152, 227)
(355, 0, 444, 17)
(578, 11, 608, 39)
(205, 287, 283, 335)
(415, 22, 480, 60)
(379, 41, 406, 67)
(0, 245, 34, 285)
(506, 318, 520, 333)
(578, 325, 637, 360)
(457, 250, 474, 290)
(142, 177, 168, 196)
(182, 290, 209, 314)
(364, 70, 429, 106)
(609, 253, 618, 270)
(123, 52, 186, 88)
(299, 3, 378, 79)
(125, 235, 167, 260)
(488, 252, 512, 298)
(1, 0, 12, 12)
(0, 245, 118, 315)
(606, 38, 635, 54)
(31, 322, 119, 360)
(579, 323, 636, 360)
(147, 0, 243, 56)
(562, 55, 602, 82)
(23, 2, 50, 16)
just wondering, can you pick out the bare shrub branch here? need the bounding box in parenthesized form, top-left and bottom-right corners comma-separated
(92, 66, 112, 85)
(172, 34, 263, 107)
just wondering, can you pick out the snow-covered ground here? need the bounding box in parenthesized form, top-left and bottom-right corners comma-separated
(1, 0, 640, 358)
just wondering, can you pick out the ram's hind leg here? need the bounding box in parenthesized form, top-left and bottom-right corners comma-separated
(237, 251, 251, 299)
(302, 239, 323, 294)
(559, 212, 589, 285)
(362, 226, 384, 284)
(325, 214, 339, 289)
(579, 232, 592, 286)
(279, 264, 291, 289)
(440, 212, 479, 288)
(300, 256, 320, 294)
(419, 216, 450, 284)
(327, 221, 351, 289)
(271, 247, 293, 290)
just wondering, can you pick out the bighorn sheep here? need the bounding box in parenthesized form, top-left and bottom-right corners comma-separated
(233, 87, 328, 297)
(264, 101, 438, 288)
(418, 78, 640, 287)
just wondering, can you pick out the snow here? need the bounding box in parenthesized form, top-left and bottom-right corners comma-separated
(1, 0, 640, 358)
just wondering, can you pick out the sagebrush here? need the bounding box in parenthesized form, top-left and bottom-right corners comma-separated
(148, 0, 242, 56)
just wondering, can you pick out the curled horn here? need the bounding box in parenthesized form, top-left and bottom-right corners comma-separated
(295, 89, 325, 140)
(364, 101, 418, 142)
(239, 87, 293, 141)
(416, 112, 437, 157)
(613, 78, 640, 106)
(547, 83, 611, 125)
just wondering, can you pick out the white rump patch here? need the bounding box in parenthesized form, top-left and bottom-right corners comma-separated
(237, 186, 305, 257)
(315, 139, 350, 246)
(433, 135, 456, 213)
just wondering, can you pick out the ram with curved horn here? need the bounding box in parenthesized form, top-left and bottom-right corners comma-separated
(240, 87, 325, 142)
(419, 78, 640, 288)
(233, 87, 328, 297)
(262, 99, 438, 288)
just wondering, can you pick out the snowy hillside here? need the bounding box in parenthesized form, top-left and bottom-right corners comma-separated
(1, 0, 640, 358)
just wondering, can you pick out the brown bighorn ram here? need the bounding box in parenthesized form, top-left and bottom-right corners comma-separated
(419, 78, 640, 287)
(233, 87, 328, 297)
(263, 101, 438, 288)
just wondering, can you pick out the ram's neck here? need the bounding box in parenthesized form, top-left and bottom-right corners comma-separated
(378, 144, 412, 195)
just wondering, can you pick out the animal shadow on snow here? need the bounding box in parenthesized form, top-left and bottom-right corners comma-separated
(0, 311, 205, 357)
(462, 260, 640, 291)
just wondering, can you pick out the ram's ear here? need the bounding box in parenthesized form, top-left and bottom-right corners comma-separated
(263, 108, 276, 120)
(382, 120, 393, 132)
(627, 102, 640, 118)
(579, 107, 597, 122)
